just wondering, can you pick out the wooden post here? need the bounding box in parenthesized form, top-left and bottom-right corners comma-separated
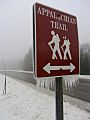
(3, 60, 6, 94)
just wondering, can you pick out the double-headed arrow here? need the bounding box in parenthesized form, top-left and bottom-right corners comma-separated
(43, 63, 75, 74)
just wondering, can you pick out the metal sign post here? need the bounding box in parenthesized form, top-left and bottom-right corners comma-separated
(56, 77, 63, 120)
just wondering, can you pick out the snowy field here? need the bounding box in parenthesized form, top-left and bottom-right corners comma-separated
(0, 74, 90, 120)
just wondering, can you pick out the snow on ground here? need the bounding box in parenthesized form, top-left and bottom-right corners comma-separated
(0, 74, 90, 120)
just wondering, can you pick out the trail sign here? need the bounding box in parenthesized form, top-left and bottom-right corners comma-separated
(33, 3, 79, 77)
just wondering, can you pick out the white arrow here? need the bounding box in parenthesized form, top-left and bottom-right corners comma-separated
(43, 63, 75, 74)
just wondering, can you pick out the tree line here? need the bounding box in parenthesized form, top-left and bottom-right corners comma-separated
(80, 43, 90, 75)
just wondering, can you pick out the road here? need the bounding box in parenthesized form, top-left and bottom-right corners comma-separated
(64, 77, 90, 102)
(1, 70, 90, 102)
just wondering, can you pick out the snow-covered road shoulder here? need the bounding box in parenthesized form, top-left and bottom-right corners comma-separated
(0, 74, 90, 120)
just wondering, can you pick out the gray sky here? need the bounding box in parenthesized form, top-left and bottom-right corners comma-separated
(0, 0, 90, 60)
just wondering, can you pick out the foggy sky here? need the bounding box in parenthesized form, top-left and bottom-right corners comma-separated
(0, 0, 90, 61)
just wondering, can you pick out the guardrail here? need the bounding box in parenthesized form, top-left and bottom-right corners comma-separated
(0, 70, 36, 85)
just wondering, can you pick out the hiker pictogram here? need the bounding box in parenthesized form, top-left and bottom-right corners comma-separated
(48, 31, 62, 60)
(48, 31, 72, 60)
(61, 36, 72, 60)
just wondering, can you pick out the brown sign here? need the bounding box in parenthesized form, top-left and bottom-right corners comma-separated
(33, 3, 79, 77)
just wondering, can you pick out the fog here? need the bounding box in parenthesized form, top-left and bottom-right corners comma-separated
(0, 0, 90, 69)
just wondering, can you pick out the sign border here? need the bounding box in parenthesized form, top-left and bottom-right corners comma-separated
(33, 3, 80, 78)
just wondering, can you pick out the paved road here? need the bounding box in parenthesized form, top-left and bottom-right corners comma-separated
(64, 77, 90, 102)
